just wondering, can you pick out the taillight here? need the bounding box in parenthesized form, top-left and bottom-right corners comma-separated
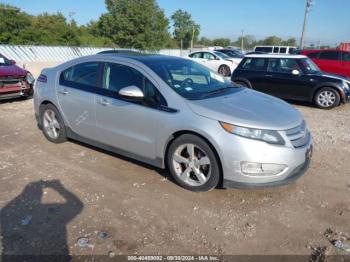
(37, 74, 47, 83)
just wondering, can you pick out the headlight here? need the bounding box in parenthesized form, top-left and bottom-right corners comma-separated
(220, 122, 285, 145)
(343, 80, 350, 91)
(26, 72, 35, 85)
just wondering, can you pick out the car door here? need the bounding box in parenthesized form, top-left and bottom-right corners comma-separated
(202, 52, 221, 72)
(265, 58, 310, 100)
(238, 57, 269, 92)
(94, 62, 167, 160)
(318, 51, 342, 75)
(189, 52, 206, 66)
(57, 62, 100, 140)
(341, 52, 350, 78)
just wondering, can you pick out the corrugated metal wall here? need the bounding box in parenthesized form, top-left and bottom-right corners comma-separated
(0, 45, 189, 62)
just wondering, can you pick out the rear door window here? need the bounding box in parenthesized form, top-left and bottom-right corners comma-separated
(190, 52, 202, 59)
(240, 58, 267, 71)
(307, 52, 320, 59)
(60, 62, 100, 90)
(319, 51, 341, 61)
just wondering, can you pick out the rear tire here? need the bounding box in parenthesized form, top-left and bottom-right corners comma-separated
(40, 104, 67, 143)
(218, 65, 231, 77)
(167, 134, 221, 192)
(314, 87, 340, 109)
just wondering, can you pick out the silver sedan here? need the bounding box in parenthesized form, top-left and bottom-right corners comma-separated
(34, 54, 313, 191)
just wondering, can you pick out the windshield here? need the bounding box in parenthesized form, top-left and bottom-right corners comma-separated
(148, 59, 236, 100)
(213, 51, 230, 59)
(300, 58, 321, 73)
(0, 54, 11, 65)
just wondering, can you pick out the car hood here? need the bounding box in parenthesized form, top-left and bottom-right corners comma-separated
(186, 89, 303, 130)
(321, 72, 349, 82)
(0, 64, 27, 77)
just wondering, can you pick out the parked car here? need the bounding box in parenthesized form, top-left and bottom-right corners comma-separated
(0, 53, 35, 100)
(301, 49, 350, 79)
(188, 51, 239, 77)
(231, 54, 350, 109)
(34, 54, 312, 192)
(254, 46, 297, 54)
(215, 48, 245, 59)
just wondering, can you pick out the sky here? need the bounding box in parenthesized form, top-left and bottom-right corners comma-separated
(2, 0, 349, 45)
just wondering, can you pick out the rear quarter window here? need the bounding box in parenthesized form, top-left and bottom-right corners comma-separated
(240, 58, 267, 71)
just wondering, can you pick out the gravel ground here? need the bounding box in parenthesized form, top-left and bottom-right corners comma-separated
(0, 98, 349, 260)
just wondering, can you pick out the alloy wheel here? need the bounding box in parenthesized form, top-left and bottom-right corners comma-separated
(317, 90, 336, 108)
(172, 143, 211, 187)
(43, 109, 61, 139)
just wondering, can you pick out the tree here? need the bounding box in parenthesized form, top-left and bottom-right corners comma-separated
(0, 4, 31, 44)
(19, 13, 80, 46)
(281, 37, 297, 46)
(97, 0, 171, 50)
(197, 37, 213, 47)
(171, 9, 200, 50)
(212, 38, 231, 47)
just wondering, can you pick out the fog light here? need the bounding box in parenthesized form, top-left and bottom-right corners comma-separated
(241, 162, 287, 176)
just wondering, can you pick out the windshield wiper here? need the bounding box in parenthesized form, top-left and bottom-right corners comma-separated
(201, 87, 234, 98)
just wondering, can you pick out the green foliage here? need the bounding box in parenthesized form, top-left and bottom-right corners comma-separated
(0, 2, 299, 51)
(96, 0, 171, 50)
(0, 4, 31, 44)
(197, 37, 213, 47)
(171, 9, 200, 49)
(212, 38, 231, 47)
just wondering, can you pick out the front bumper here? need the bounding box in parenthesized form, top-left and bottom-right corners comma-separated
(0, 81, 33, 99)
(216, 129, 313, 189)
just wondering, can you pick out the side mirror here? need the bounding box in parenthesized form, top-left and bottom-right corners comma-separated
(292, 69, 300, 76)
(10, 60, 16, 65)
(118, 85, 144, 100)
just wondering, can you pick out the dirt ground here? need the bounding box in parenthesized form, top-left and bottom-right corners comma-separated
(0, 98, 349, 260)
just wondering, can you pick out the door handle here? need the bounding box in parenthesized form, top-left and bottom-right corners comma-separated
(264, 74, 273, 77)
(58, 89, 68, 95)
(98, 98, 109, 106)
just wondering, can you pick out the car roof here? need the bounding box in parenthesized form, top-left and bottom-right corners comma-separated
(245, 54, 307, 59)
(96, 53, 187, 65)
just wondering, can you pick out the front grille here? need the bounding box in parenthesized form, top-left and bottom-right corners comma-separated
(285, 121, 310, 148)
(0, 76, 23, 88)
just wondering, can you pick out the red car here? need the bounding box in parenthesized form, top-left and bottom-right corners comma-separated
(301, 49, 350, 78)
(0, 53, 34, 100)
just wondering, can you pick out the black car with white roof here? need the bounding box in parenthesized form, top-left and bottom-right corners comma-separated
(231, 54, 350, 109)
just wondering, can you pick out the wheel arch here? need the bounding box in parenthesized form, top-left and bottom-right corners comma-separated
(313, 84, 345, 104)
(232, 78, 252, 88)
(38, 100, 64, 127)
(163, 130, 224, 187)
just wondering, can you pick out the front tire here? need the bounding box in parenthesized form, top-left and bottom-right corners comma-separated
(218, 65, 231, 77)
(314, 87, 340, 109)
(234, 81, 249, 88)
(167, 134, 221, 192)
(40, 104, 67, 143)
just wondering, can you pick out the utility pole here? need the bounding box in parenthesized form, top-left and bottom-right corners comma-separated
(241, 30, 244, 51)
(190, 25, 195, 53)
(300, 0, 314, 49)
